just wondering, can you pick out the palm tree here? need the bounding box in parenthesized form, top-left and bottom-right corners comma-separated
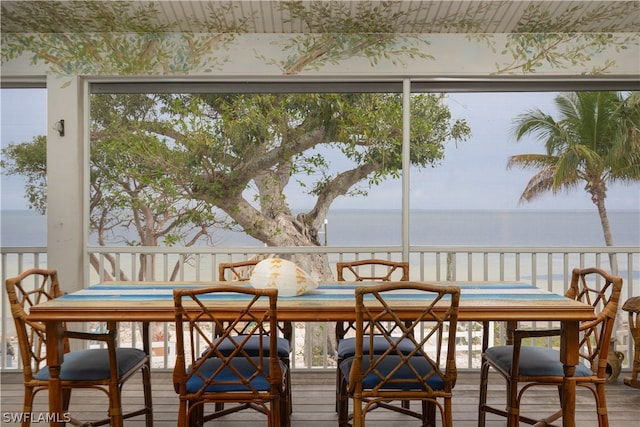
(508, 91, 640, 250)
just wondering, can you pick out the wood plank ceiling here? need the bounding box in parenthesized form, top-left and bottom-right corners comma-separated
(2, 1, 638, 34)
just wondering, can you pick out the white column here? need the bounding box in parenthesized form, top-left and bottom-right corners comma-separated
(46, 75, 86, 292)
(401, 78, 411, 262)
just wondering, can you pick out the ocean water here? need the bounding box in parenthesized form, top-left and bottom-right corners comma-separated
(328, 209, 640, 247)
(1, 209, 638, 248)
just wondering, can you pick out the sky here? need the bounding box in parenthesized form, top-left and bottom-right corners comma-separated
(413, 92, 639, 211)
(1, 89, 639, 213)
(1, 89, 48, 212)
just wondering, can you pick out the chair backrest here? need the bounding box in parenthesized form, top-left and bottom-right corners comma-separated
(218, 260, 260, 282)
(350, 282, 460, 394)
(172, 285, 283, 396)
(336, 259, 410, 341)
(218, 259, 292, 341)
(5, 268, 68, 379)
(336, 259, 409, 282)
(566, 267, 623, 376)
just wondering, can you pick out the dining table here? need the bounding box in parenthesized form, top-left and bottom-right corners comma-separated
(28, 280, 596, 427)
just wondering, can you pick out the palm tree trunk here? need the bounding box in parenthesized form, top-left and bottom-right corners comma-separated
(593, 188, 618, 274)
(593, 185, 622, 342)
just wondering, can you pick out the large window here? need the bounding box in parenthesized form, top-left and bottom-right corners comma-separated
(0, 88, 47, 247)
(88, 84, 639, 251)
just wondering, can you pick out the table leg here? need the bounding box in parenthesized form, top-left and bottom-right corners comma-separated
(142, 321, 151, 355)
(45, 320, 65, 427)
(560, 320, 580, 427)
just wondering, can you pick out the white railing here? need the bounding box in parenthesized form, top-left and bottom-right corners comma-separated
(2, 245, 638, 372)
(1, 247, 49, 370)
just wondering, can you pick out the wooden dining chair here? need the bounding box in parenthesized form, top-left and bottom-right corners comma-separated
(338, 281, 460, 427)
(6, 268, 153, 427)
(219, 259, 293, 341)
(478, 267, 623, 427)
(336, 258, 410, 282)
(335, 259, 412, 411)
(218, 259, 293, 414)
(335, 259, 411, 342)
(172, 285, 290, 427)
(218, 259, 260, 282)
(622, 296, 640, 388)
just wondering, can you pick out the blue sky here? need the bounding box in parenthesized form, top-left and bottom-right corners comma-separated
(1, 89, 48, 211)
(1, 89, 639, 212)
(415, 92, 639, 211)
(420, 92, 639, 211)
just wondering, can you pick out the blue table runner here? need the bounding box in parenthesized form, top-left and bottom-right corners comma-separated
(60, 283, 565, 302)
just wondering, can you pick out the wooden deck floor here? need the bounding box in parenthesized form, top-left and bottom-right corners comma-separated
(2, 370, 639, 426)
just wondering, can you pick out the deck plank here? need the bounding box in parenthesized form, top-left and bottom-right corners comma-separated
(2, 370, 639, 426)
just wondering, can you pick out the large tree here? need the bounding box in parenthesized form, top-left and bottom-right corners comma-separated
(129, 92, 470, 278)
(508, 91, 640, 249)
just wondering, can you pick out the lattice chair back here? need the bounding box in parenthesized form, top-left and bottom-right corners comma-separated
(172, 285, 288, 427)
(344, 282, 460, 425)
(335, 259, 409, 341)
(566, 267, 623, 375)
(218, 260, 260, 282)
(218, 259, 292, 340)
(336, 259, 409, 282)
(6, 268, 68, 378)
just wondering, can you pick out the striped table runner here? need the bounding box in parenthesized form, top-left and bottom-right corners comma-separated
(59, 282, 565, 302)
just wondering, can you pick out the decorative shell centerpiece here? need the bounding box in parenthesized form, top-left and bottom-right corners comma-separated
(250, 258, 318, 297)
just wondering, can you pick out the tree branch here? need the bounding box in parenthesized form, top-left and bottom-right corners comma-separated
(308, 161, 379, 229)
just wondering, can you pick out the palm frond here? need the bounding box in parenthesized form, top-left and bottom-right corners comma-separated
(510, 91, 640, 209)
(506, 153, 557, 171)
(517, 167, 555, 204)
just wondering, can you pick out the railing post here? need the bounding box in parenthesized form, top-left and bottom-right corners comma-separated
(446, 252, 455, 281)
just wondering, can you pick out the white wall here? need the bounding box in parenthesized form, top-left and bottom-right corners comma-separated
(46, 76, 86, 291)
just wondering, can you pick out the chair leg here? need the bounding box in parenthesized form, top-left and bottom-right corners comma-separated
(62, 388, 72, 413)
(22, 386, 35, 427)
(337, 372, 350, 426)
(142, 362, 154, 427)
(443, 396, 454, 427)
(279, 391, 291, 427)
(595, 382, 610, 427)
(270, 395, 282, 427)
(177, 399, 188, 427)
(286, 361, 293, 414)
(352, 396, 364, 427)
(478, 360, 490, 427)
(185, 400, 203, 427)
(422, 400, 436, 427)
(506, 377, 520, 427)
(335, 362, 342, 412)
(280, 365, 291, 427)
(108, 381, 124, 427)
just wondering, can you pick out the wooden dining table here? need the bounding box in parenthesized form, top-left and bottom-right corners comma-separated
(28, 280, 595, 427)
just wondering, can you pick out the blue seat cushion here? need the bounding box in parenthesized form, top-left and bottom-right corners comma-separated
(34, 348, 146, 381)
(203, 335, 291, 358)
(186, 357, 286, 393)
(484, 345, 594, 377)
(340, 355, 444, 391)
(337, 335, 416, 359)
